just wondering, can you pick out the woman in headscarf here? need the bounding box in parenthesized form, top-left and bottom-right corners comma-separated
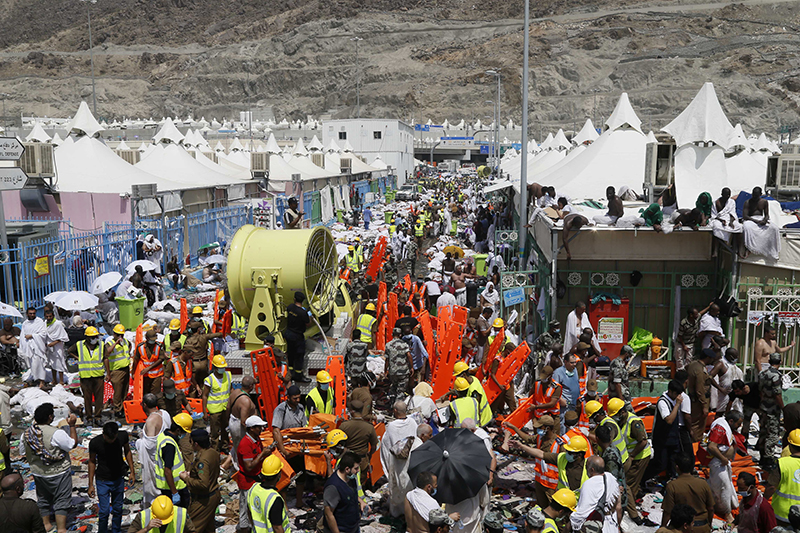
(696, 192, 713, 225)
(480, 281, 500, 320)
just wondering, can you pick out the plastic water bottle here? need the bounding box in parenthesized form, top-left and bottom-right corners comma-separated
(455, 520, 465, 530)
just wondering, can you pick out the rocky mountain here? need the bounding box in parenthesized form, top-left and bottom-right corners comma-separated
(2, 0, 800, 135)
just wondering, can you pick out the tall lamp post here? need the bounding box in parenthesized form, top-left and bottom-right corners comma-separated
(486, 69, 501, 173)
(351, 36, 363, 118)
(80, 0, 98, 116)
(518, 0, 529, 267)
(485, 100, 495, 168)
(0, 94, 9, 130)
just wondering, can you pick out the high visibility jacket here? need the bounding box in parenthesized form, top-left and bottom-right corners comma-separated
(346, 253, 360, 272)
(140, 507, 187, 533)
(249, 485, 292, 533)
(356, 314, 377, 344)
(356, 245, 364, 266)
(773, 457, 800, 521)
(340, 268, 352, 283)
(155, 433, 187, 490)
(450, 220, 458, 234)
(138, 343, 164, 379)
(466, 379, 492, 426)
(556, 453, 589, 498)
(306, 387, 334, 417)
(389, 225, 396, 235)
(171, 358, 192, 393)
(204, 371, 231, 414)
(415, 223, 424, 237)
(164, 335, 186, 357)
(108, 339, 131, 371)
(579, 374, 586, 397)
(533, 381, 560, 417)
(577, 397, 591, 432)
(561, 429, 594, 457)
(621, 414, 652, 460)
(77, 340, 105, 378)
(449, 397, 479, 427)
(232, 313, 247, 338)
(600, 416, 629, 463)
(535, 437, 559, 489)
(543, 513, 559, 533)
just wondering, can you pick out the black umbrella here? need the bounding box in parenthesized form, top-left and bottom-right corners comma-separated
(407, 428, 493, 504)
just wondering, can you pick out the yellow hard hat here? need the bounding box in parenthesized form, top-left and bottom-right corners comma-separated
(563, 435, 588, 453)
(326, 429, 348, 447)
(151, 495, 175, 524)
(112, 324, 125, 335)
(607, 398, 625, 417)
(84, 326, 100, 337)
(192, 306, 204, 314)
(789, 429, 800, 447)
(348, 246, 355, 251)
(365, 303, 376, 311)
(174, 412, 193, 433)
(212, 355, 227, 368)
(584, 400, 604, 418)
(261, 455, 283, 476)
(169, 318, 181, 331)
(454, 377, 470, 391)
(492, 318, 504, 328)
(452, 361, 469, 376)
(354, 236, 361, 241)
(552, 488, 577, 511)
(316, 370, 333, 384)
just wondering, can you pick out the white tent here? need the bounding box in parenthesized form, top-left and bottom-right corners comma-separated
(371, 156, 389, 170)
(605, 92, 643, 134)
(552, 129, 571, 151)
(67, 101, 104, 137)
(136, 143, 248, 187)
(662, 82, 734, 150)
(116, 140, 131, 151)
(728, 124, 751, 151)
(573, 119, 599, 145)
(308, 135, 324, 152)
(51, 132, 64, 147)
(26, 122, 51, 143)
(265, 133, 282, 154)
(152, 118, 185, 145)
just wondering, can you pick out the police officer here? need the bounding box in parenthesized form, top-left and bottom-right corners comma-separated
(405, 228, 419, 277)
(155, 415, 193, 508)
(180, 429, 220, 533)
(385, 327, 412, 403)
(105, 324, 131, 419)
(759, 352, 785, 461)
(202, 354, 232, 452)
(248, 455, 291, 533)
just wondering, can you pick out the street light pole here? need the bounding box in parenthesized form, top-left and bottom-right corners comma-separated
(351, 36, 363, 118)
(485, 100, 494, 168)
(80, 0, 98, 116)
(518, 0, 529, 267)
(486, 70, 502, 173)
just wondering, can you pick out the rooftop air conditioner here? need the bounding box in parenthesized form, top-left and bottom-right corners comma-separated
(340, 158, 352, 174)
(132, 184, 158, 198)
(202, 152, 218, 164)
(16, 143, 55, 178)
(251, 153, 270, 172)
(311, 153, 325, 168)
(117, 149, 141, 165)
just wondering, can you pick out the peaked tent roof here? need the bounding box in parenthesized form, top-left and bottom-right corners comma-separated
(325, 139, 342, 153)
(293, 138, 309, 156)
(229, 138, 245, 152)
(539, 133, 554, 151)
(605, 93, 643, 134)
(116, 140, 131, 151)
(728, 124, 751, 151)
(265, 133, 282, 154)
(308, 135, 324, 152)
(573, 119, 599, 145)
(552, 129, 572, 151)
(662, 82, 735, 150)
(646, 131, 658, 144)
(752, 133, 774, 152)
(136, 143, 248, 187)
(51, 132, 64, 146)
(153, 118, 185, 144)
(26, 122, 51, 142)
(67, 101, 104, 138)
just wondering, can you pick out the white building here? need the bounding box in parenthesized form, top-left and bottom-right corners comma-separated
(322, 119, 414, 185)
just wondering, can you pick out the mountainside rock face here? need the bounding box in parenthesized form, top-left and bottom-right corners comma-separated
(3, 0, 800, 134)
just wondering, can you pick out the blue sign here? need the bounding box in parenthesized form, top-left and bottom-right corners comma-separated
(503, 287, 526, 307)
(480, 145, 490, 154)
(512, 143, 522, 150)
(414, 125, 430, 132)
(430, 125, 444, 129)
(440, 136, 474, 141)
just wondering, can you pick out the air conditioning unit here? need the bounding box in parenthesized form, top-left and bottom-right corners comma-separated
(187, 150, 197, 159)
(202, 152, 218, 164)
(311, 153, 325, 168)
(16, 143, 55, 178)
(117, 149, 141, 165)
(132, 184, 158, 198)
(340, 158, 352, 174)
(251, 152, 270, 172)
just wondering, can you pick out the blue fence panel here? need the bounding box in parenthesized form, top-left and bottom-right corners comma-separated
(275, 196, 287, 228)
(20, 235, 70, 311)
(303, 194, 314, 223)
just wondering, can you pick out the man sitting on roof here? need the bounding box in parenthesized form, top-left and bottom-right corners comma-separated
(742, 187, 780, 260)
(593, 186, 624, 226)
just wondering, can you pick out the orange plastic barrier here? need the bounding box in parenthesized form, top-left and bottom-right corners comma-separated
(370, 422, 385, 484)
(366, 236, 387, 280)
(503, 397, 534, 429)
(180, 299, 188, 331)
(124, 326, 149, 424)
(418, 311, 435, 359)
(376, 282, 388, 351)
(326, 355, 347, 420)
(387, 291, 399, 340)
(251, 347, 285, 426)
(431, 319, 461, 400)
(477, 327, 505, 381)
(403, 275, 411, 292)
(482, 342, 530, 404)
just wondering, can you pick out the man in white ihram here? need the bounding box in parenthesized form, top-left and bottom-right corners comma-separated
(142, 234, 164, 274)
(20, 307, 48, 383)
(563, 301, 599, 354)
(571, 456, 622, 533)
(380, 401, 420, 517)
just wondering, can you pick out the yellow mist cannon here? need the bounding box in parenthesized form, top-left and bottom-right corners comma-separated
(228, 224, 344, 351)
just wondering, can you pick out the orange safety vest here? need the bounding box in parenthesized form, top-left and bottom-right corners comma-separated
(535, 437, 560, 489)
(533, 381, 560, 417)
(138, 344, 164, 379)
(577, 396, 591, 432)
(560, 428, 595, 457)
(171, 358, 192, 392)
(340, 268, 352, 283)
(408, 299, 418, 315)
(579, 372, 586, 397)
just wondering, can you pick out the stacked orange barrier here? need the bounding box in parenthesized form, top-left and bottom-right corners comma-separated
(387, 291, 399, 340)
(482, 342, 530, 404)
(418, 311, 435, 359)
(375, 282, 388, 351)
(180, 299, 188, 331)
(431, 316, 463, 400)
(477, 327, 505, 380)
(251, 347, 285, 426)
(403, 275, 412, 292)
(365, 236, 387, 280)
(123, 323, 148, 423)
(326, 355, 347, 420)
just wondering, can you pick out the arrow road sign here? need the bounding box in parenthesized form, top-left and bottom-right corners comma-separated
(0, 168, 28, 190)
(0, 137, 24, 161)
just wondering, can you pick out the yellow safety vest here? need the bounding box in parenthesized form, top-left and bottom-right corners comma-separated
(356, 244, 364, 266)
(232, 313, 247, 338)
(466, 379, 492, 426)
(356, 314, 376, 344)
(544, 516, 559, 533)
(773, 456, 800, 521)
(346, 253, 360, 272)
(204, 371, 231, 414)
(141, 506, 187, 533)
(621, 413, 652, 461)
(155, 433, 187, 490)
(306, 387, 334, 417)
(108, 339, 131, 371)
(556, 452, 589, 498)
(389, 225, 396, 235)
(451, 220, 457, 234)
(249, 484, 292, 533)
(77, 340, 105, 378)
(449, 397, 479, 426)
(415, 223, 424, 237)
(601, 416, 629, 463)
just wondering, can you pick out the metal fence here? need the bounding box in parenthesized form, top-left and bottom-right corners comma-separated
(187, 206, 252, 266)
(742, 293, 800, 383)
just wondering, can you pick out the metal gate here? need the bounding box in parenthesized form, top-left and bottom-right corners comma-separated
(743, 292, 800, 383)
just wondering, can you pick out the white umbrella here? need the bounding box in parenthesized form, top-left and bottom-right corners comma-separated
(91, 271, 123, 294)
(0, 302, 22, 318)
(126, 260, 158, 274)
(204, 254, 227, 264)
(54, 291, 99, 311)
(45, 291, 69, 304)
